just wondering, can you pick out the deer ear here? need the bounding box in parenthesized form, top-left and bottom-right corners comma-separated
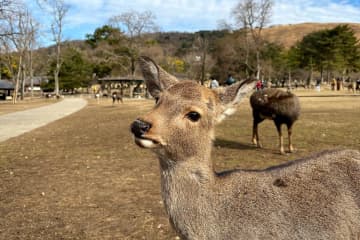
(214, 79, 256, 122)
(138, 56, 178, 99)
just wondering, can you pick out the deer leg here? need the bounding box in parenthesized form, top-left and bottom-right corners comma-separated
(252, 117, 263, 148)
(287, 123, 294, 153)
(252, 120, 258, 145)
(275, 121, 285, 154)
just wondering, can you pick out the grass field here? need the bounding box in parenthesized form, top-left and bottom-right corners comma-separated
(0, 91, 359, 239)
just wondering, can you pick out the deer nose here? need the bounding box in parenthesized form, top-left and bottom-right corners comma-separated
(131, 119, 152, 138)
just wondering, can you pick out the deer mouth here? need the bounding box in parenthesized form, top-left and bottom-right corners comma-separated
(134, 136, 162, 148)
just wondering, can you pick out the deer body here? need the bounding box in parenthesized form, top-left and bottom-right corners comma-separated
(250, 89, 300, 154)
(131, 57, 360, 240)
(112, 91, 123, 104)
(159, 150, 360, 239)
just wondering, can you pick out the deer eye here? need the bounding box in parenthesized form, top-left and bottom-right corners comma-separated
(186, 111, 201, 122)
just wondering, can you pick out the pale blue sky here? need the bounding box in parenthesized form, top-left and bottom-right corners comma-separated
(25, 0, 360, 46)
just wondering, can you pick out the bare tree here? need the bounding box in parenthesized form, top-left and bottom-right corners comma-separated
(193, 33, 210, 85)
(217, 19, 234, 32)
(0, 0, 20, 37)
(232, 0, 273, 79)
(37, 0, 68, 96)
(0, 0, 13, 18)
(109, 10, 158, 76)
(0, 38, 16, 80)
(51, 1, 67, 97)
(2, 6, 36, 103)
(26, 16, 38, 98)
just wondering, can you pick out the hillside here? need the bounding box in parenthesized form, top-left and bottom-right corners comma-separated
(26, 22, 360, 83)
(263, 22, 360, 48)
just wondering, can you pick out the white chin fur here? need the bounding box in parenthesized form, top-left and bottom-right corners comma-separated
(136, 138, 157, 148)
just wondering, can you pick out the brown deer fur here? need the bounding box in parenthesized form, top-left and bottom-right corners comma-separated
(130, 56, 360, 240)
(250, 88, 300, 154)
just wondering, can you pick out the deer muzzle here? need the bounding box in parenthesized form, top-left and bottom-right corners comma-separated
(130, 119, 161, 148)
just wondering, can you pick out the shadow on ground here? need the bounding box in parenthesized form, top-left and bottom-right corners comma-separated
(214, 138, 256, 150)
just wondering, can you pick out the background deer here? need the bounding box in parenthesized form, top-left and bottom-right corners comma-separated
(112, 91, 123, 104)
(250, 88, 300, 154)
(130, 56, 360, 240)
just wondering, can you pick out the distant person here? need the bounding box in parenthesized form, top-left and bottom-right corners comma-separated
(256, 80, 263, 91)
(266, 80, 272, 88)
(226, 74, 235, 85)
(210, 77, 219, 89)
(331, 78, 336, 91)
(336, 77, 342, 91)
(95, 92, 100, 104)
(294, 79, 298, 89)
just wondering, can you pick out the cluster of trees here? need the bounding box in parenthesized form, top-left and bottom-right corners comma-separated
(289, 25, 360, 84)
(1, 0, 360, 103)
(0, 0, 38, 102)
(211, 24, 360, 85)
(0, 0, 68, 102)
(210, 0, 360, 85)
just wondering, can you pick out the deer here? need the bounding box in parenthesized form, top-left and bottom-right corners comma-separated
(130, 56, 360, 240)
(112, 91, 123, 104)
(250, 88, 300, 154)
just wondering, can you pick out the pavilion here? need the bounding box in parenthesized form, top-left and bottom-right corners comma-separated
(0, 79, 14, 100)
(96, 76, 146, 98)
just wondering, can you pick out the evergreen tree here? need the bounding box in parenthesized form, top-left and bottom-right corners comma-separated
(44, 48, 92, 92)
(331, 25, 360, 77)
(294, 24, 360, 83)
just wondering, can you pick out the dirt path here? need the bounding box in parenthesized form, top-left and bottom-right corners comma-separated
(0, 98, 57, 116)
(0, 98, 87, 142)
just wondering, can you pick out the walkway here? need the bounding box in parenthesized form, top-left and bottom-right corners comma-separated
(0, 98, 87, 142)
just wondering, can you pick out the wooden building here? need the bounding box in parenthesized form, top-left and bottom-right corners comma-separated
(0, 79, 14, 100)
(96, 76, 147, 98)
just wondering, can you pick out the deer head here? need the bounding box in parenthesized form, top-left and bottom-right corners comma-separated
(131, 56, 255, 162)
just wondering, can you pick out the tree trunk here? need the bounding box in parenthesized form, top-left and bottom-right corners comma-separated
(320, 65, 324, 83)
(244, 31, 250, 78)
(256, 50, 261, 79)
(288, 69, 292, 89)
(13, 55, 23, 104)
(55, 42, 61, 96)
(200, 50, 206, 85)
(21, 64, 26, 100)
(30, 49, 34, 98)
(326, 67, 330, 83)
(131, 57, 135, 76)
(307, 57, 313, 87)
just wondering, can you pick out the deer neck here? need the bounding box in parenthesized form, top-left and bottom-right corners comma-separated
(157, 144, 214, 185)
(158, 150, 217, 238)
(158, 153, 215, 185)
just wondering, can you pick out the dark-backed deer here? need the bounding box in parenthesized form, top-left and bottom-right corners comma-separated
(130, 56, 360, 240)
(250, 88, 300, 154)
(112, 91, 123, 104)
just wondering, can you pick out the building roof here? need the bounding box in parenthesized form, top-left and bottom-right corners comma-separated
(0, 80, 14, 90)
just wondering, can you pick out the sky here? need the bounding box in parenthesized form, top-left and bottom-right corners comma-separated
(25, 0, 360, 46)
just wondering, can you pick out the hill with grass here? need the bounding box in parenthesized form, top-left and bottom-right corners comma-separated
(262, 22, 360, 48)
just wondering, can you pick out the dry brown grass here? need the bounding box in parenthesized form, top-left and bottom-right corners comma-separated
(0, 93, 359, 239)
(214, 92, 360, 171)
